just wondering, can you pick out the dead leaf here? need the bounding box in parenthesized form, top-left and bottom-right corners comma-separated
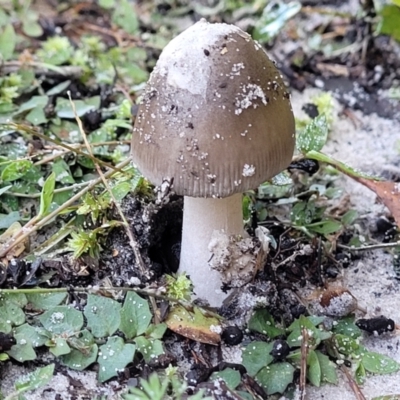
(165, 304, 221, 345)
(353, 178, 400, 228)
(0, 222, 28, 262)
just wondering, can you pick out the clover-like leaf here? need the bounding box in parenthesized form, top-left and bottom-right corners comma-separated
(297, 114, 329, 154)
(84, 294, 121, 338)
(49, 337, 71, 357)
(307, 350, 321, 387)
(119, 292, 152, 339)
(97, 336, 135, 382)
(1, 160, 33, 182)
(255, 362, 295, 395)
(248, 309, 285, 339)
(26, 292, 68, 311)
(0, 24, 16, 60)
(39, 306, 83, 335)
(361, 351, 400, 375)
(242, 341, 274, 377)
(210, 368, 241, 390)
(316, 350, 337, 385)
(14, 364, 55, 394)
(134, 336, 164, 363)
(13, 323, 49, 348)
(333, 316, 362, 339)
(61, 330, 98, 371)
(0, 293, 27, 333)
(7, 343, 37, 362)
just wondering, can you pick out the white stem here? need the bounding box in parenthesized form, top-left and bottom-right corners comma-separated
(179, 193, 244, 306)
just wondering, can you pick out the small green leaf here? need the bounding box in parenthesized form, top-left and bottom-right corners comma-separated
(13, 323, 49, 348)
(297, 114, 329, 154)
(248, 309, 285, 338)
(22, 19, 43, 37)
(119, 292, 152, 339)
(333, 316, 362, 338)
(290, 201, 318, 226)
(97, 336, 136, 382)
(306, 219, 343, 235)
(110, 181, 132, 202)
(0, 293, 27, 332)
(287, 316, 328, 347)
(37, 36, 74, 65)
(378, 5, 400, 42)
(0, 24, 16, 61)
(61, 330, 98, 371)
(26, 107, 48, 125)
(307, 350, 321, 387)
(55, 97, 98, 119)
(39, 306, 84, 335)
(134, 336, 164, 363)
(242, 341, 274, 377)
(253, 2, 301, 43)
(146, 323, 167, 340)
(361, 351, 400, 374)
(0, 210, 20, 229)
(7, 343, 37, 362)
(17, 96, 48, 114)
(315, 350, 338, 384)
(26, 292, 68, 310)
(0, 185, 12, 196)
(52, 159, 75, 184)
(341, 210, 359, 226)
(1, 160, 33, 182)
(84, 294, 121, 338)
(355, 361, 366, 385)
(330, 334, 363, 358)
(15, 364, 55, 393)
(46, 80, 71, 96)
(99, 0, 115, 8)
(210, 368, 241, 390)
(255, 362, 295, 395)
(49, 337, 71, 356)
(39, 172, 56, 217)
(112, 0, 139, 34)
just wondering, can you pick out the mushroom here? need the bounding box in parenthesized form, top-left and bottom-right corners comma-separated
(131, 19, 295, 306)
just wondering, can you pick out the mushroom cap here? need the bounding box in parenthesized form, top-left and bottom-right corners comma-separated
(131, 19, 295, 198)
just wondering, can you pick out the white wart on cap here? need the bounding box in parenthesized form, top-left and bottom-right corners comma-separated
(132, 19, 295, 198)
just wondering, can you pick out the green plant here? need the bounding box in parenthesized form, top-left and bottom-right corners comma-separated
(3, 364, 55, 400)
(123, 372, 211, 400)
(0, 73, 21, 113)
(376, 1, 400, 42)
(1, 290, 166, 383)
(165, 274, 193, 301)
(37, 36, 75, 66)
(241, 311, 399, 395)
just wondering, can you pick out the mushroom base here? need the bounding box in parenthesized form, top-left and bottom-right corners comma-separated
(179, 193, 244, 307)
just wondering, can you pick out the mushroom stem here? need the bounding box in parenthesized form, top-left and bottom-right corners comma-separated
(179, 193, 244, 306)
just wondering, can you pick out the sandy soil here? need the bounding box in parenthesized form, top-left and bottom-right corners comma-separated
(291, 88, 400, 400)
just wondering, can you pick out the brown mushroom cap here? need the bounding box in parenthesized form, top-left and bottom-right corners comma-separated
(131, 19, 295, 198)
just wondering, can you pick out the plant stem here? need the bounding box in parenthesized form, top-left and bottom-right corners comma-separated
(338, 241, 400, 251)
(8, 181, 95, 198)
(0, 286, 222, 319)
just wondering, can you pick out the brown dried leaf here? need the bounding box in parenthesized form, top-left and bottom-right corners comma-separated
(165, 305, 221, 345)
(0, 222, 27, 262)
(354, 178, 400, 228)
